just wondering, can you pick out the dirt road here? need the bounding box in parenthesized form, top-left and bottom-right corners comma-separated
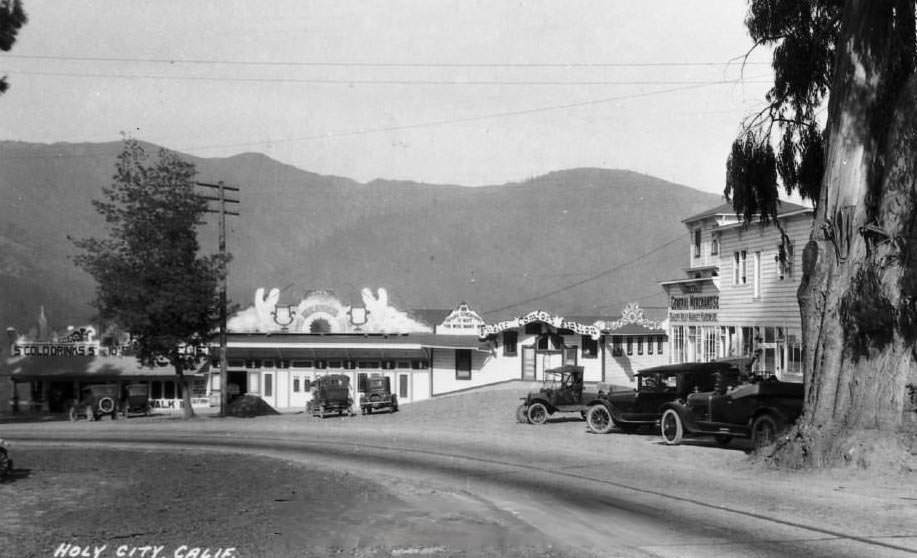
(2, 386, 916, 557)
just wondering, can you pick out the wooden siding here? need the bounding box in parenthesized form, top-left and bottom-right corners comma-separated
(716, 215, 811, 327)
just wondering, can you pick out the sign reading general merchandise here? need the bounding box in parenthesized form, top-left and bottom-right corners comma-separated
(669, 295, 719, 310)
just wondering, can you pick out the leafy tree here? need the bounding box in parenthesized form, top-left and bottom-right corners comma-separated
(74, 140, 228, 418)
(728, 0, 917, 468)
(0, 0, 27, 94)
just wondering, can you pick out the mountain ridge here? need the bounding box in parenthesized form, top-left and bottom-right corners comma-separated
(0, 140, 723, 332)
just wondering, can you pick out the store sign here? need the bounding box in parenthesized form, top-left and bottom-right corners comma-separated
(480, 310, 601, 340)
(12, 342, 99, 357)
(669, 295, 719, 310)
(668, 311, 718, 323)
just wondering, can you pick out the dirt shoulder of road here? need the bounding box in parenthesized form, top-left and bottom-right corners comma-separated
(2, 384, 915, 556)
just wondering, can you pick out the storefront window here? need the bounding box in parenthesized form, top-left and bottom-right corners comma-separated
(503, 331, 518, 356)
(581, 335, 598, 359)
(455, 349, 471, 380)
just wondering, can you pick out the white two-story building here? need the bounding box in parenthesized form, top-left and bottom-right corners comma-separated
(661, 201, 813, 380)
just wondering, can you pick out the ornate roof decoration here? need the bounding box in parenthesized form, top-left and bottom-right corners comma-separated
(597, 303, 664, 332)
(480, 310, 601, 340)
(439, 302, 486, 335)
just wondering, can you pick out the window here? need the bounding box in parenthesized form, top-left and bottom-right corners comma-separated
(328, 360, 342, 369)
(611, 336, 623, 356)
(711, 232, 720, 255)
(657, 337, 664, 355)
(291, 360, 313, 368)
(264, 373, 273, 397)
(524, 322, 541, 334)
(647, 336, 654, 355)
(503, 331, 518, 356)
(777, 242, 794, 280)
(626, 337, 633, 356)
(753, 251, 761, 298)
(693, 229, 702, 257)
(411, 360, 428, 369)
(293, 377, 300, 393)
(734, 250, 747, 285)
(455, 349, 472, 380)
(581, 335, 598, 359)
(399, 374, 409, 398)
(637, 337, 644, 355)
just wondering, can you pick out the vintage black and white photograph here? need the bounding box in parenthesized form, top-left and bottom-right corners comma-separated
(2, 1, 917, 556)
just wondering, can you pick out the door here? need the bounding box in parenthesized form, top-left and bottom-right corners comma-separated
(522, 346, 536, 380)
(536, 351, 563, 380)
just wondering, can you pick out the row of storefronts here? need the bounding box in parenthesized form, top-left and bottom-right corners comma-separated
(2, 201, 813, 413)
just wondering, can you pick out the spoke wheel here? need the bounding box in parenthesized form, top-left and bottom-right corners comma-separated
(660, 409, 683, 445)
(527, 402, 548, 425)
(751, 414, 779, 449)
(586, 405, 614, 434)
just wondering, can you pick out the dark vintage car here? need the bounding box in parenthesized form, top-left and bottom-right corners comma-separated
(306, 374, 355, 418)
(516, 365, 607, 425)
(121, 383, 151, 417)
(360, 376, 398, 415)
(0, 437, 11, 480)
(659, 375, 804, 448)
(68, 384, 121, 421)
(585, 360, 749, 434)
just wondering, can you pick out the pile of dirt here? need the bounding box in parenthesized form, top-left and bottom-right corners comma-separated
(225, 395, 280, 418)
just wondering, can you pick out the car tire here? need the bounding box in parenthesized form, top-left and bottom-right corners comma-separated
(751, 414, 780, 449)
(660, 409, 684, 445)
(586, 405, 614, 434)
(0, 450, 9, 479)
(515, 404, 529, 424)
(98, 397, 115, 415)
(527, 402, 548, 425)
(68, 406, 79, 422)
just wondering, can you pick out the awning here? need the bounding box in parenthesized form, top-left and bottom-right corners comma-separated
(3, 355, 207, 380)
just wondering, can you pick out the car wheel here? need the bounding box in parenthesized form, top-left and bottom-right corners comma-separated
(751, 414, 780, 449)
(586, 405, 614, 434)
(0, 450, 9, 479)
(85, 404, 95, 422)
(318, 405, 326, 419)
(527, 402, 548, 425)
(98, 397, 115, 415)
(515, 404, 529, 424)
(68, 406, 79, 422)
(660, 409, 684, 445)
(714, 435, 733, 446)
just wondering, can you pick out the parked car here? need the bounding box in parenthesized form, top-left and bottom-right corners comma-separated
(659, 375, 804, 448)
(360, 376, 398, 415)
(68, 384, 120, 421)
(121, 383, 151, 417)
(306, 374, 355, 418)
(516, 365, 607, 425)
(0, 438, 11, 480)
(585, 361, 747, 434)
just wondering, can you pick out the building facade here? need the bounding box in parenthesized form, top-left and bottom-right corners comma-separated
(661, 201, 813, 380)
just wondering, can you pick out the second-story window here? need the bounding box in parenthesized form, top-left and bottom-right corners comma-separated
(711, 232, 720, 255)
(693, 229, 702, 257)
(734, 250, 747, 285)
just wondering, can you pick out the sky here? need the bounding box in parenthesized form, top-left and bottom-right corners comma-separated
(0, 1, 775, 195)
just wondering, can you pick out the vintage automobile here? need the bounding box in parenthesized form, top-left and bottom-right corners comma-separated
(0, 437, 11, 480)
(360, 376, 399, 415)
(659, 375, 804, 448)
(121, 383, 152, 417)
(585, 361, 746, 434)
(68, 384, 121, 421)
(306, 374, 355, 418)
(516, 365, 607, 425)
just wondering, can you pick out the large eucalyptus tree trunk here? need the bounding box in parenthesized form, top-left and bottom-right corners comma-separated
(782, 0, 917, 468)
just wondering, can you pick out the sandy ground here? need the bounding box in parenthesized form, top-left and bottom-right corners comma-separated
(2, 382, 916, 557)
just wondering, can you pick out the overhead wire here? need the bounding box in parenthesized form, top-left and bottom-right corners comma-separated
(481, 233, 686, 315)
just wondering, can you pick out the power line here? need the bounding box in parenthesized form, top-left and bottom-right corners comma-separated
(4, 52, 772, 68)
(482, 234, 686, 315)
(7, 69, 773, 87)
(0, 77, 771, 159)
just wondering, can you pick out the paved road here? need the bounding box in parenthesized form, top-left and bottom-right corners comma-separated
(9, 422, 917, 558)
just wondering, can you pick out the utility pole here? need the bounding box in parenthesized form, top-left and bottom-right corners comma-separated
(196, 181, 240, 417)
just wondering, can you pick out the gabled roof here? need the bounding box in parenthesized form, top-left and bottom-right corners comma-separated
(682, 200, 811, 224)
